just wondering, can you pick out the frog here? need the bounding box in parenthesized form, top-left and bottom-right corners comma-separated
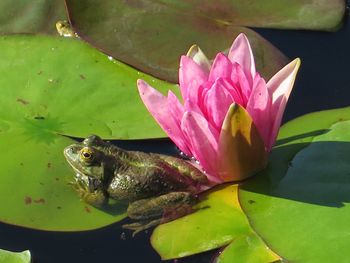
(55, 20, 79, 38)
(63, 135, 208, 235)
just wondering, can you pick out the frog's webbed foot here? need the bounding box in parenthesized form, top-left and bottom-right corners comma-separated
(122, 219, 161, 237)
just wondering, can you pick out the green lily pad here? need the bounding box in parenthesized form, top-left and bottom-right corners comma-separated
(0, 249, 31, 263)
(0, 0, 67, 35)
(239, 106, 350, 262)
(65, 0, 290, 82)
(0, 35, 177, 230)
(151, 185, 279, 261)
(216, 234, 279, 263)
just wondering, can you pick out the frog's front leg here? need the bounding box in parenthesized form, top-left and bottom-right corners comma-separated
(122, 192, 196, 236)
(70, 175, 108, 207)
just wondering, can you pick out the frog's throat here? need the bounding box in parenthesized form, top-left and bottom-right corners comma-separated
(75, 172, 89, 185)
(71, 167, 101, 191)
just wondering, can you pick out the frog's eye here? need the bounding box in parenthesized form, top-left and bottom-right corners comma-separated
(80, 147, 95, 163)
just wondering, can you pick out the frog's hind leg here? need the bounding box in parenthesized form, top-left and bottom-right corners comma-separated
(157, 155, 208, 184)
(122, 192, 196, 236)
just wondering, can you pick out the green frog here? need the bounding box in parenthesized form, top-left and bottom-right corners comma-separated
(56, 20, 78, 38)
(64, 135, 208, 235)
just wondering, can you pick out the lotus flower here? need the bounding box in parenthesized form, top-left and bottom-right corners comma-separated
(137, 33, 300, 183)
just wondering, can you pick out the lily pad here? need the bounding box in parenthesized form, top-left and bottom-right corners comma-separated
(0, 249, 31, 263)
(0, 35, 177, 230)
(151, 185, 279, 261)
(239, 106, 350, 262)
(65, 0, 290, 82)
(216, 234, 280, 263)
(0, 0, 67, 35)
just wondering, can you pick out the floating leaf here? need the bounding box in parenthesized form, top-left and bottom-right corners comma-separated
(0, 0, 67, 35)
(0, 249, 31, 263)
(240, 107, 350, 262)
(151, 185, 280, 261)
(216, 234, 279, 263)
(0, 35, 176, 139)
(0, 35, 177, 230)
(65, 0, 291, 82)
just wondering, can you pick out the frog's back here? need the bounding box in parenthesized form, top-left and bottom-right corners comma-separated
(107, 150, 204, 202)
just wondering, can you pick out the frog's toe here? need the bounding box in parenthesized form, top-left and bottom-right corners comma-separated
(122, 219, 161, 237)
(70, 182, 87, 196)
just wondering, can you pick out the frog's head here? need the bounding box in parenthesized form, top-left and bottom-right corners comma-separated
(64, 135, 113, 187)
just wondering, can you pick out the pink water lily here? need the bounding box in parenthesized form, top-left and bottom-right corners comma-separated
(137, 33, 300, 183)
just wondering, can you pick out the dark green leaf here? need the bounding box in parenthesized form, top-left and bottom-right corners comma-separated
(0, 0, 67, 35)
(65, 0, 293, 82)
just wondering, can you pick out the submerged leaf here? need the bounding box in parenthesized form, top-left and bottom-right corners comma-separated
(0, 35, 176, 230)
(240, 107, 350, 262)
(65, 0, 290, 82)
(0, 0, 67, 34)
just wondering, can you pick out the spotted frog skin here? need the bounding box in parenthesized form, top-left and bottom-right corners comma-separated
(64, 135, 207, 235)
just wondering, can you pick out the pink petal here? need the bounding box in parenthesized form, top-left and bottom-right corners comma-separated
(167, 91, 191, 155)
(184, 96, 203, 115)
(218, 104, 267, 181)
(167, 90, 185, 118)
(208, 53, 232, 81)
(197, 81, 213, 117)
(137, 79, 190, 153)
(266, 58, 301, 150)
(179, 56, 208, 102)
(181, 111, 220, 181)
(186, 44, 211, 74)
(228, 33, 256, 85)
(231, 63, 252, 105)
(246, 74, 271, 149)
(204, 79, 236, 131)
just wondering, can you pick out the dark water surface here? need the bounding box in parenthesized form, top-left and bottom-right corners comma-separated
(1, 9, 350, 263)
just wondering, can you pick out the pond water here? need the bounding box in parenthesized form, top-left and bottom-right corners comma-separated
(0, 9, 349, 263)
